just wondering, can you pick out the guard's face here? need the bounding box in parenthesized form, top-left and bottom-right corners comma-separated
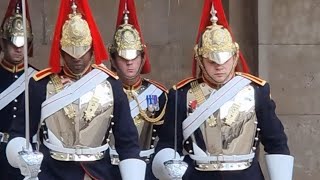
(62, 50, 92, 75)
(202, 55, 237, 84)
(114, 54, 143, 79)
(1, 39, 24, 65)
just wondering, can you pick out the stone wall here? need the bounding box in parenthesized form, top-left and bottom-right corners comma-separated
(259, 0, 320, 179)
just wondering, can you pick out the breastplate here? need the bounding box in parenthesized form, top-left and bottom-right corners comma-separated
(43, 76, 114, 150)
(187, 82, 257, 155)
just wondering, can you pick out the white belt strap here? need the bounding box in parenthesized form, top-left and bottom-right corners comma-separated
(40, 69, 109, 123)
(43, 140, 109, 155)
(129, 84, 163, 118)
(0, 67, 36, 110)
(139, 149, 155, 157)
(109, 148, 155, 157)
(189, 153, 255, 162)
(182, 76, 251, 139)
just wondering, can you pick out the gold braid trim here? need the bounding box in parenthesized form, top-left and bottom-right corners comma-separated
(190, 81, 206, 104)
(131, 93, 168, 125)
(190, 81, 219, 127)
(50, 75, 76, 120)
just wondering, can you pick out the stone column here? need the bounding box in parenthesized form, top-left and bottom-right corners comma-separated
(258, 0, 320, 179)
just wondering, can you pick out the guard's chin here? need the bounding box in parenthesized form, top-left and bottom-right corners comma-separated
(12, 58, 23, 64)
(72, 67, 85, 74)
(212, 77, 227, 84)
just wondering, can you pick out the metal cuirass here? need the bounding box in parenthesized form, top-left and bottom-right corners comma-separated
(42, 75, 114, 161)
(185, 80, 258, 171)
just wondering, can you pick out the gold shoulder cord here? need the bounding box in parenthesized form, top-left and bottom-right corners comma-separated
(132, 92, 168, 125)
(50, 74, 76, 120)
(190, 81, 217, 127)
(190, 81, 205, 104)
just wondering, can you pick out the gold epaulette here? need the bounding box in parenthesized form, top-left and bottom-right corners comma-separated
(33, 68, 53, 81)
(236, 72, 266, 86)
(173, 77, 198, 90)
(144, 78, 168, 94)
(92, 64, 119, 80)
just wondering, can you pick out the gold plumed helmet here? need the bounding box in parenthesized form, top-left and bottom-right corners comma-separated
(0, 1, 33, 48)
(195, 5, 239, 65)
(109, 5, 144, 61)
(49, 0, 107, 73)
(60, 2, 92, 59)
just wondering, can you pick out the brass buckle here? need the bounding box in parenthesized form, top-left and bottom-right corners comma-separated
(215, 154, 224, 169)
(110, 155, 120, 165)
(110, 155, 152, 165)
(75, 146, 83, 155)
(0, 132, 9, 143)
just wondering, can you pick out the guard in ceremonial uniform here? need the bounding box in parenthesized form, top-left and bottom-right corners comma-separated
(6, 0, 145, 179)
(108, 0, 167, 179)
(0, 0, 36, 179)
(152, 0, 294, 180)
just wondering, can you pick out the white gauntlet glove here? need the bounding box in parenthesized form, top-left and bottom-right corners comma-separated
(119, 158, 146, 180)
(265, 154, 294, 180)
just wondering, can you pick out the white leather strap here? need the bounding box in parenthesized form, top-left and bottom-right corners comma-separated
(129, 84, 163, 118)
(110, 148, 154, 157)
(0, 67, 36, 110)
(182, 76, 251, 139)
(40, 69, 109, 123)
(139, 149, 155, 157)
(43, 140, 109, 155)
(189, 153, 255, 162)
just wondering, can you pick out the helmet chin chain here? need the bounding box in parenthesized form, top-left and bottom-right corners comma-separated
(197, 56, 238, 87)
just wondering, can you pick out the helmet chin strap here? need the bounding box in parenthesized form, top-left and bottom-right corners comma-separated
(198, 55, 238, 86)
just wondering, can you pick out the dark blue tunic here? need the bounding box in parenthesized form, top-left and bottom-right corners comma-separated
(111, 79, 168, 180)
(0, 61, 30, 180)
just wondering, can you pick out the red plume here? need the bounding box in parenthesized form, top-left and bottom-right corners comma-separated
(49, 0, 72, 73)
(192, 0, 249, 77)
(49, 0, 108, 73)
(116, 0, 151, 74)
(0, 0, 33, 57)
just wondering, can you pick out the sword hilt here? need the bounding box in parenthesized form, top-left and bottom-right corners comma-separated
(164, 159, 188, 180)
(18, 149, 43, 180)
